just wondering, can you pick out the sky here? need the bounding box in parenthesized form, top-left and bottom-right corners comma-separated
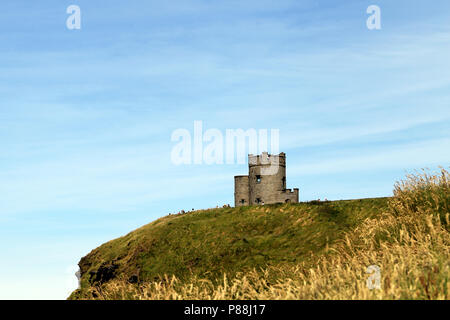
(0, 0, 449, 299)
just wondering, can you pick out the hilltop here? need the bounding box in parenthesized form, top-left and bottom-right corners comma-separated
(70, 198, 387, 298)
(69, 169, 449, 300)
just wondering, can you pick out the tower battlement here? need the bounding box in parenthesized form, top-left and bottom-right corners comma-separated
(248, 152, 286, 167)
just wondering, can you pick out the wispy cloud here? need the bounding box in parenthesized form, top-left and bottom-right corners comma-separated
(290, 137, 450, 176)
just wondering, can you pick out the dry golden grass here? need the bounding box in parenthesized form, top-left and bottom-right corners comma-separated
(84, 168, 450, 300)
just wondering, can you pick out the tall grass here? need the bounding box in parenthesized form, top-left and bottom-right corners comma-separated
(78, 168, 450, 300)
(390, 167, 449, 230)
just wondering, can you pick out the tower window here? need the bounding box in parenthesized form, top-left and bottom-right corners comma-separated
(256, 175, 261, 183)
(240, 199, 245, 204)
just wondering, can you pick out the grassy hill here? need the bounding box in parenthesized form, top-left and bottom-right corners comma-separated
(69, 169, 449, 300)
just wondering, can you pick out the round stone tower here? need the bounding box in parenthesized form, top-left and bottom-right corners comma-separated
(248, 152, 286, 205)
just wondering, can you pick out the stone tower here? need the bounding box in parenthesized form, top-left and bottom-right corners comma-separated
(234, 152, 299, 207)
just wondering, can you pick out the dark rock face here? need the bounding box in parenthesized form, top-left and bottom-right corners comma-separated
(128, 275, 139, 283)
(88, 263, 119, 284)
(78, 256, 92, 277)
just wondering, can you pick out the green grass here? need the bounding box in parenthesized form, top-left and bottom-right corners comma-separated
(70, 197, 389, 299)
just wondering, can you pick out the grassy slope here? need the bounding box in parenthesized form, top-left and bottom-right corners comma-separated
(71, 197, 389, 298)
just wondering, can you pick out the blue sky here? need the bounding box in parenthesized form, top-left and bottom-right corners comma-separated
(1, 0, 449, 299)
